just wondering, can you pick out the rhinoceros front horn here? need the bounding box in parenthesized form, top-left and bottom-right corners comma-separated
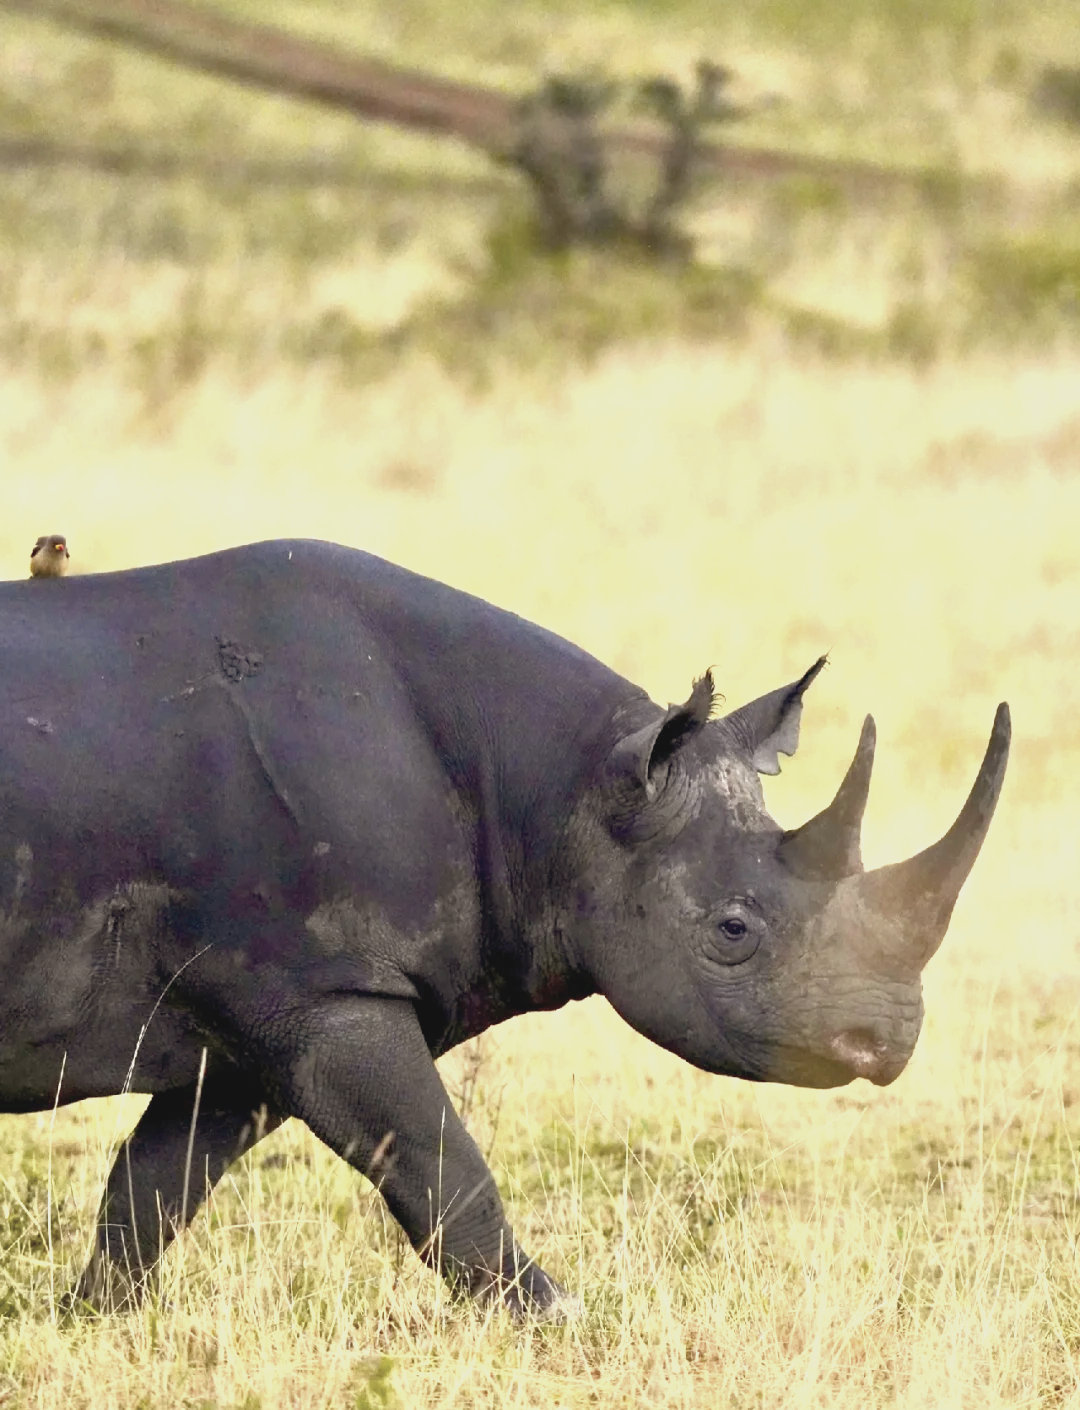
(860, 702, 1011, 967)
(779, 715, 877, 880)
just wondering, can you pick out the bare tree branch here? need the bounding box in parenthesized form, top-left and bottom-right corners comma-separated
(0, 134, 508, 192)
(2, 0, 511, 148)
(0, 0, 972, 200)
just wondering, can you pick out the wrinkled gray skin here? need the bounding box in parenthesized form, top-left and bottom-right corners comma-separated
(0, 541, 1009, 1316)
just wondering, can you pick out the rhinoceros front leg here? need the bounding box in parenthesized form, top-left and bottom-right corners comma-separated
(73, 1076, 282, 1312)
(271, 995, 567, 1318)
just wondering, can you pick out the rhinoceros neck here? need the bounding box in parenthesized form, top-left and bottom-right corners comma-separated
(315, 544, 650, 1011)
(217, 541, 645, 955)
(322, 545, 645, 910)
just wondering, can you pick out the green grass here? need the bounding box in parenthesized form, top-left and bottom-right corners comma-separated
(1, 0, 1080, 397)
(3, 155, 1080, 406)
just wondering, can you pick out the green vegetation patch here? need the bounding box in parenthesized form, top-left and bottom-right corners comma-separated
(390, 220, 764, 386)
(964, 235, 1080, 341)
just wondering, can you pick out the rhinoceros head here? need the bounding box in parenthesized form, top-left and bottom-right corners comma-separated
(575, 660, 1009, 1088)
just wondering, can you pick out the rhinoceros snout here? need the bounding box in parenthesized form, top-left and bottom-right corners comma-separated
(828, 1013, 921, 1086)
(830, 1028, 896, 1085)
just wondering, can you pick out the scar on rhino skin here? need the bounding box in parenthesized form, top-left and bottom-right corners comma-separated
(216, 680, 301, 829)
(13, 844, 32, 910)
(216, 636, 263, 684)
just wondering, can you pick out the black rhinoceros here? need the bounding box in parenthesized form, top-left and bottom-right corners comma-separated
(0, 541, 1009, 1314)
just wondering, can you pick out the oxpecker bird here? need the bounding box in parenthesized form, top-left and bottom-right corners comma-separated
(29, 535, 70, 578)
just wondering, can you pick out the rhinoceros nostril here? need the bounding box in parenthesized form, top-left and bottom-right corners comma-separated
(830, 1028, 888, 1080)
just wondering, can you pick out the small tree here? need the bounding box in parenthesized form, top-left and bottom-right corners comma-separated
(510, 62, 750, 258)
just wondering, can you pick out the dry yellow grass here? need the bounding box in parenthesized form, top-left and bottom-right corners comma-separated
(3, 2, 1080, 1404)
(2, 326, 1079, 1408)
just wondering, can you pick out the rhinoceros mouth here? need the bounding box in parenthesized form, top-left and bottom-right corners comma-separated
(764, 1034, 913, 1089)
(828, 1028, 910, 1086)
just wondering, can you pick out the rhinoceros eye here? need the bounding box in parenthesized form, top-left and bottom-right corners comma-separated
(707, 902, 762, 965)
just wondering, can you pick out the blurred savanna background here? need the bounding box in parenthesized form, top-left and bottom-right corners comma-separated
(2, 0, 1080, 1405)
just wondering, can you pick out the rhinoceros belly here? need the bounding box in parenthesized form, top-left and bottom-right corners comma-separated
(0, 880, 214, 1112)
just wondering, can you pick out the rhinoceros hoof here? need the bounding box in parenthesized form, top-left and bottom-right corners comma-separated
(491, 1260, 582, 1323)
(66, 1254, 146, 1316)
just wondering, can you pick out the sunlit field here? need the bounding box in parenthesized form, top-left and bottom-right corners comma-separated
(3, 1, 1080, 1406)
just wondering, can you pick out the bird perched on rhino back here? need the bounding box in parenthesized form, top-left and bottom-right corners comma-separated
(29, 534, 70, 578)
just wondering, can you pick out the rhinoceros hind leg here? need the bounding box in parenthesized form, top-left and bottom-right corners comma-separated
(71, 1074, 281, 1313)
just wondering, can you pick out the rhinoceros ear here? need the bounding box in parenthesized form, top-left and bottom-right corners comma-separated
(714, 656, 827, 775)
(611, 671, 716, 797)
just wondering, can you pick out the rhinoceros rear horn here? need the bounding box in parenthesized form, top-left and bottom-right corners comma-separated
(779, 714, 876, 880)
(860, 703, 1011, 966)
